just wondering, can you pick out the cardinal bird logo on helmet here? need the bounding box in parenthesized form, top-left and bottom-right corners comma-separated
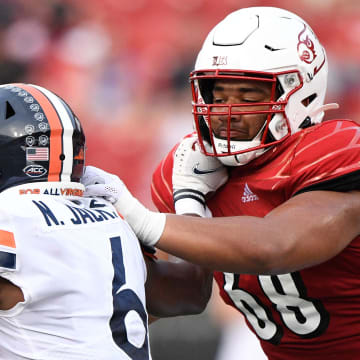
(297, 24, 317, 64)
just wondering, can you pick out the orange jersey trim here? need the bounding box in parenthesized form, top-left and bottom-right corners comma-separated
(0, 230, 16, 248)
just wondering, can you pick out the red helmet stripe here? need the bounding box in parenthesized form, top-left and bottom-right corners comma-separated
(15, 84, 63, 181)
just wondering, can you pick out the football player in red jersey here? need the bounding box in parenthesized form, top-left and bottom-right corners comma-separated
(83, 7, 360, 360)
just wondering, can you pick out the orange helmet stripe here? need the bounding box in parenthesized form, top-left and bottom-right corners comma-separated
(15, 84, 63, 181)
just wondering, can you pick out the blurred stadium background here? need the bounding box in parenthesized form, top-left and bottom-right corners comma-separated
(1, 0, 359, 358)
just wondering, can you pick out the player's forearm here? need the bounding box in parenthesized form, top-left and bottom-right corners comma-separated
(145, 258, 212, 317)
(157, 214, 278, 274)
(157, 191, 360, 275)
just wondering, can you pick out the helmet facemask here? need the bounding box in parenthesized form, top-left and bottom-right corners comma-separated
(191, 70, 299, 166)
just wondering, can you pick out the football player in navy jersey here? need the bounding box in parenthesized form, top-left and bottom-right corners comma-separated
(83, 7, 360, 360)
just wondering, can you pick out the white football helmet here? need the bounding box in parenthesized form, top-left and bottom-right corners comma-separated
(190, 7, 337, 166)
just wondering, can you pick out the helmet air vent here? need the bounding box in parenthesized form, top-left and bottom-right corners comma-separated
(301, 93, 317, 107)
(5, 101, 15, 119)
(299, 116, 312, 129)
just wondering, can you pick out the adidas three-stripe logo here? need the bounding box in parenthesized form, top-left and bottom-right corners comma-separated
(241, 183, 259, 203)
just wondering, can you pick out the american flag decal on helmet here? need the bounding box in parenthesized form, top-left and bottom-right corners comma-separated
(26, 147, 49, 161)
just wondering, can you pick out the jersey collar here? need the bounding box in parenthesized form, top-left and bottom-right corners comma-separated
(1, 182, 85, 198)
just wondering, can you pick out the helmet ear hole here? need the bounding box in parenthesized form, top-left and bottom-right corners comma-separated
(5, 101, 15, 119)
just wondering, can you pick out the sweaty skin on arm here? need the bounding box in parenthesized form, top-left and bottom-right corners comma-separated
(156, 190, 360, 275)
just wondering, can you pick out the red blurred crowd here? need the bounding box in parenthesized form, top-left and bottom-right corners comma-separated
(1, 0, 359, 206)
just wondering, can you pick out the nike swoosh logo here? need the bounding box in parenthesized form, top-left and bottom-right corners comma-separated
(264, 45, 285, 52)
(193, 164, 222, 175)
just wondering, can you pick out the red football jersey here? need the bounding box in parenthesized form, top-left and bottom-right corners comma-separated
(151, 120, 360, 360)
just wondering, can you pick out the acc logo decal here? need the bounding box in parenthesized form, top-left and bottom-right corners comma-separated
(297, 24, 317, 64)
(23, 165, 47, 178)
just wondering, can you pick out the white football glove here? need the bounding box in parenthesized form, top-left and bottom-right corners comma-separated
(82, 166, 165, 247)
(172, 136, 228, 217)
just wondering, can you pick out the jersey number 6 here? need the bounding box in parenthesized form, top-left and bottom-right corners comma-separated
(109, 236, 149, 359)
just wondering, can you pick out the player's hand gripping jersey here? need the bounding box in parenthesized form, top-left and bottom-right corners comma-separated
(151, 120, 360, 360)
(0, 183, 151, 360)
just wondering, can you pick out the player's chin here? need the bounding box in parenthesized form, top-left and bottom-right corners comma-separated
(214, 133, 250, 141)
